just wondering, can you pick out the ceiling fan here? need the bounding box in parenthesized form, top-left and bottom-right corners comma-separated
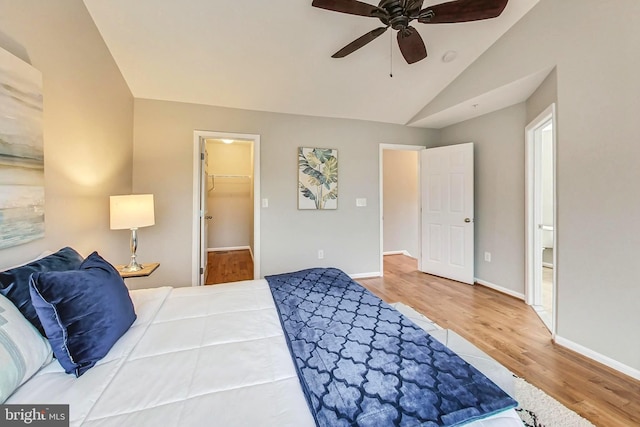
(312, 0, 509, 64)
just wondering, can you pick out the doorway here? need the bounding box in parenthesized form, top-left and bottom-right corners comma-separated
(204, 138, 254, 284)
(379, 143, 475, 284)
(379, 144, 423, 276)
(192, 131, 261, 286)
(525, 104, 557, 333)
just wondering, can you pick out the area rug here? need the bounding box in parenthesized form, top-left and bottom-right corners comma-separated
(514, 376, 595, 427)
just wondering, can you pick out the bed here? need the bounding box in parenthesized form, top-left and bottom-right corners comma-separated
(2, 250, 523, 426)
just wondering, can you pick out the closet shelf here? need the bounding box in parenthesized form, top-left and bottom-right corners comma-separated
(209, 174, 252, 179)
(207, 174, 252, 192)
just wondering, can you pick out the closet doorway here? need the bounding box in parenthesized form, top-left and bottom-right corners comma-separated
(192, 131, 260, 286)
(205, 138, 253, 284)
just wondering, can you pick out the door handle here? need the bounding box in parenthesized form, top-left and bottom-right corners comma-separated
(464, 218, 472, 223)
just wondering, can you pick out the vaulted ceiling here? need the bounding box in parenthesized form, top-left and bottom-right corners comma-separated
(83, 0, 539, 127)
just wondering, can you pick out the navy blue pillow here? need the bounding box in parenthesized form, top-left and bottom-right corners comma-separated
(0, 247, 84, 335)
(29, 251, 137, 377)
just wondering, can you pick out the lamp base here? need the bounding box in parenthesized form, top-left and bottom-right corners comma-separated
(121, 261, 144, 273)
(121, 228, 143, 272)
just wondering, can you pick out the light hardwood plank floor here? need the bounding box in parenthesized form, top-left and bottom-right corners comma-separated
(357, 254, 640, 427)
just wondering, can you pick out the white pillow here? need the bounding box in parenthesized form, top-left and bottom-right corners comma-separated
(0, 293, 53, 402)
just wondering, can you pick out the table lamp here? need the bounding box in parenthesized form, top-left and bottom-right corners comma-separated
(110, 194, 155, 272)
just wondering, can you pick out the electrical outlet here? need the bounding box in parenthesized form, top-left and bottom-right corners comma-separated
(484, 252, 491, 262)
(318, 250, 324, 259)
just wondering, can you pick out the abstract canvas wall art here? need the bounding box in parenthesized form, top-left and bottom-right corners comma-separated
(298, 147, 338, 210)
(0, 48, 44, 249)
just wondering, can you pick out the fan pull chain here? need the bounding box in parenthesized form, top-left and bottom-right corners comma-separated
(389, 29, 393, 78)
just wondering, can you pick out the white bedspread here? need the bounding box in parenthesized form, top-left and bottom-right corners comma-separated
(8, 279, 522, 427)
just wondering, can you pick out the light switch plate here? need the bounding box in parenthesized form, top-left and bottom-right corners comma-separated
(356, 198, 367, 207)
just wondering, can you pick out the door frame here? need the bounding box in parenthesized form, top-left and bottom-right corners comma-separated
(192, 130, 261, 286)
(378, 143, 425, 276)
(525, 103, 557, 334)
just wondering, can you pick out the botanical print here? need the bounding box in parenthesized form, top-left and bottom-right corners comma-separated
(0, 48, 44, 249)
(298, 147, 338, 210)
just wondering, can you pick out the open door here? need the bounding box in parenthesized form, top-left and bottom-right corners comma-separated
(526, 104, 556, 333)
(199, 140, 209, 285)
(420, 143, 474, 284)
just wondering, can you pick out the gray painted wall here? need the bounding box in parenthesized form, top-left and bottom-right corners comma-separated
(440, 104, 527, 294)
(430, 0, 640, 372)
(131, 99, 437, 288)
(526, 68, 557, 124)
(383, 150, 419, 258)
(554, 0, 640, 372)
(0, 0, 133, 269)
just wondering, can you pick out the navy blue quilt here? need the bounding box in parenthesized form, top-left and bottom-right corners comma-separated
(266, 268, 517, 427)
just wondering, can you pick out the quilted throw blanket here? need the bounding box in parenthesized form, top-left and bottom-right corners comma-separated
(266, 268, 517, 427)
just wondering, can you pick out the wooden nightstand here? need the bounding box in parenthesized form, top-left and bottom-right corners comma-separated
(116, 262, 160, 278)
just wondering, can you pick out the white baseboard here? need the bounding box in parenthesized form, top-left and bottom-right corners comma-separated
(383, 250, 413, 257)
(208, 246, 251, 252)
(554, 335, 640, 381)
(474, 278, 525, 300)
(350, 272, 381, 279)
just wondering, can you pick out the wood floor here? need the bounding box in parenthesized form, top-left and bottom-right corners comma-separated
(205, 250, 253, 285)
(358, 255, 640, 427)
(205, 251, 639, 425)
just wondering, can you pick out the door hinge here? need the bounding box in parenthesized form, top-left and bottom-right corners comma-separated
(200, 267, 204, 274)
(200, 152, 205, 160)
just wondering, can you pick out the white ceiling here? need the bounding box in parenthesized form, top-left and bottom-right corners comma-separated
(83, 0, 539, 128)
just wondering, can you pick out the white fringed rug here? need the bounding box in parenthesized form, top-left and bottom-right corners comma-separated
(514, 376, 595, 427)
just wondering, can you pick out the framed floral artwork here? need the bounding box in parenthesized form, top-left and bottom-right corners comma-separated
(298, 147, 338, 210)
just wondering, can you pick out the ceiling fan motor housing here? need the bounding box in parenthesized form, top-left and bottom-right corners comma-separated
(378, 0, 411, 30)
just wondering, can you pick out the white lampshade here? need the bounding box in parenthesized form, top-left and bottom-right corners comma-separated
(110, 194, 155, 230)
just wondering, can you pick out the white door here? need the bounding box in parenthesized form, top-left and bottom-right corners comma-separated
(525, 104, 556, 333)
(420, 143, 474, 284)
(199, 142, 209, 285)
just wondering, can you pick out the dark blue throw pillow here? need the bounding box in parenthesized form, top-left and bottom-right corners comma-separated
(29, 251, 137, 377)
(0, 247, 84, 335)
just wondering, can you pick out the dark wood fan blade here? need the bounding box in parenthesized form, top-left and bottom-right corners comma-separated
(418, 0, 508, 24)
(312, 0, 379, 17)
(332, 26, 388, 58)
(406, 0, 425, 16)
(397, 26, 427, 64)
